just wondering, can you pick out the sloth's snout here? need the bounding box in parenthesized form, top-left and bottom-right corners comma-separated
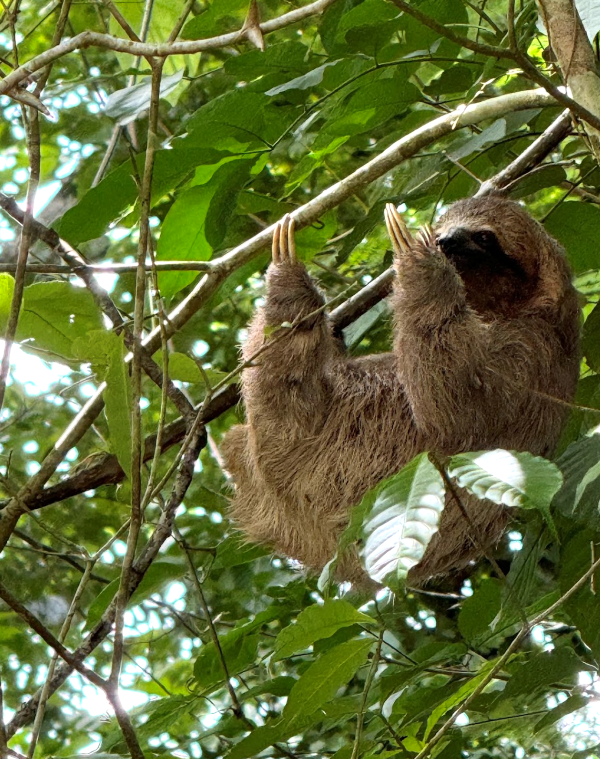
(436, 227, 473, 257)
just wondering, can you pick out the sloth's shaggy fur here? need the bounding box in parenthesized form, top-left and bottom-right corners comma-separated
(221, 196, 580, 585)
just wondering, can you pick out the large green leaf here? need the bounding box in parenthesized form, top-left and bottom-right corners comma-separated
(361, 453, 446, 586)
(84, 560, 186, 631)
(182, 91, 297, 152)
(448, 450, 563, 531)
(323, 69, 419, 137)
(544, 202, 600, 273)
(194, 630, 259, 692)
(274, 600, 375, 660)
(554, 432, 600, 529)
(182, 0, 247, 39)
(0, 277, 103, 361)
(283, 637, 373, 723)
(156, 157, 255, 298)
(73, 330, 132, 479)
(54, 148, 227, 246)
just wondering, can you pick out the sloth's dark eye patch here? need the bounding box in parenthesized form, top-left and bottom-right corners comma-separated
(471, 230, 496, 249)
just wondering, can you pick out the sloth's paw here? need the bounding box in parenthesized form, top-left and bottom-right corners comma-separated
(385, 204, 440, 263)
(272, 214, 298, 267)
(384, 203, 444, 266)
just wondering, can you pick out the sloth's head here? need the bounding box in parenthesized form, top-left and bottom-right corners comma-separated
(434, 195, 574, 324)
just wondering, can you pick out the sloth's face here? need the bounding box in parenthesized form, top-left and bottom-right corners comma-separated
(434, 199, 543, 316)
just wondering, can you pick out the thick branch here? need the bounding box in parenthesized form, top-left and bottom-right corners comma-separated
(537, 0, 600, 159)
(154, 88, 555, 352)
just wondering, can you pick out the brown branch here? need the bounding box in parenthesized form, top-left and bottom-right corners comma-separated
(477, 110, 573, 196)
(0, 577, 107, 688)
(536, 0, 600, 160)
(388, 0, 600, 134)
(0, 111, 41, 415)
(111, 58, 164, 687)
(0, 260, 214, 274)
(0, 0, 340, 98)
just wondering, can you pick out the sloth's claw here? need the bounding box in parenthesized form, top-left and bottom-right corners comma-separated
(416, 224, 436, 249)
(385, 203, 413, 257)
(272, 214, 297, 266)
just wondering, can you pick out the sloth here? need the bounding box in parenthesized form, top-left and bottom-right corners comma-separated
(221, 196, 580, 585)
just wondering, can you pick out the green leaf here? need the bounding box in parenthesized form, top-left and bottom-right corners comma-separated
(361, 453, 446, 586)
(182, 91, 297, 152)
(448, 449, 563, 533)
(342, 300, 389, 349)
(458, 579, 503, 647)
(533, 694, 588, 734)
(266, 61, 342, 96)
(447, 120, 507, 162)
(156, 157, 255, 298)
(424, 661, 496, 739)
(224, 41, 309, 83)
(192, 615, 279, 691)
(182, 0, 247, 39)
(226, 713, 321, 759)
(213, 536, 270, 569)
(0, 274, 14, 322)
(105, 70, 184, 126)
(555, 432, 600, 529)
(73, 330, 132, 479)
(544, 202, 600, 273)
(323, 70, 419, 137)
(274, 600, 375, 660)
(54, 147, 227, 246)
(283, 637, 372, 723)
(152, 351, 202, 383)
(560, 530, 600, 664)
(500, 647, 588, 702)
(583, 301, 600, 372)
(0, 280, 103, 361)
(84, 560, 186, 631)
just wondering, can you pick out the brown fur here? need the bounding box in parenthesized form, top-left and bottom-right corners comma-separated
(221, 196, 580, 585)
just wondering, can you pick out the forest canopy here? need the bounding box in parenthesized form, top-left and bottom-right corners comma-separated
(1, 0, 600, 758)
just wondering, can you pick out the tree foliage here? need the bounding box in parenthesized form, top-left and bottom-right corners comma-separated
(1, 1, 600, 758)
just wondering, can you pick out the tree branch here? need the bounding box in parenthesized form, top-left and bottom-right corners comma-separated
(0, 0, 340, 98)
(536, 0, 600, 160)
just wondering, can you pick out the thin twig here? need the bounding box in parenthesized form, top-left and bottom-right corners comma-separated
(111, 58, 164, 686)
(351, 633, 382, 759)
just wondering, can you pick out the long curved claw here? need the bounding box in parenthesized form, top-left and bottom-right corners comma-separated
(416, 223, 436, 249)
(272, 220, 282, 265)
(272, 214, 298, 266)
(385, 203, 413, 257)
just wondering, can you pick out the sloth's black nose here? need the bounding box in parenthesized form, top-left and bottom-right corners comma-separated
(436, 227, 473, 256)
